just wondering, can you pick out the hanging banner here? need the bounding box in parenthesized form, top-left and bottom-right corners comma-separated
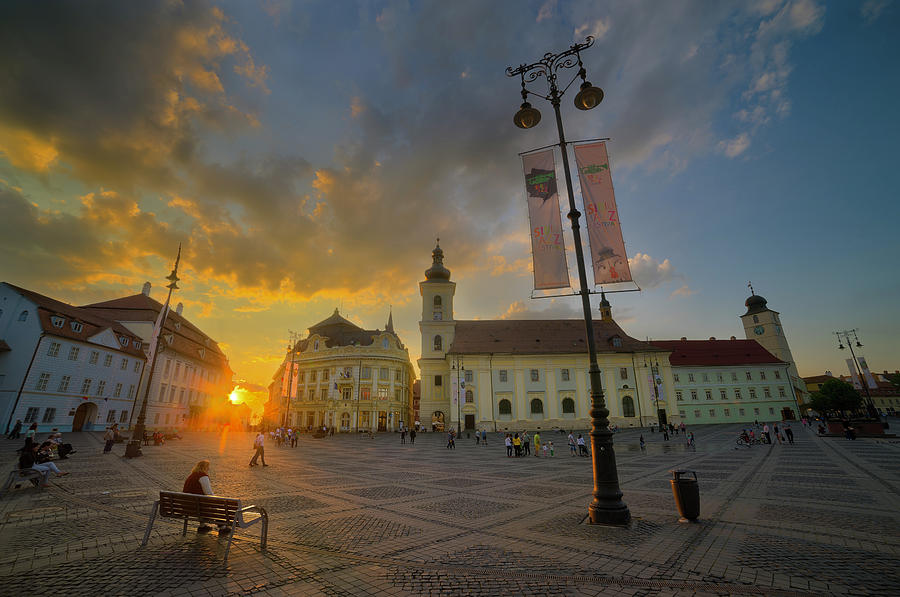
(845, 359, 862, 389)
(522, 150, 570, 290)
(573, 142, 632, 285)
(856, 356, 878, 389)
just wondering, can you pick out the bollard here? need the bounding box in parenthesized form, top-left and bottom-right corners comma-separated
(670, 470, 700, 522)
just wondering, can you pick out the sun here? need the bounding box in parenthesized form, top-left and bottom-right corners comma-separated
(229, 390, 242, 404)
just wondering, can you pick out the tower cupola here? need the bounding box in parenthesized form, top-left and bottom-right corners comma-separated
(424, 239, 451, 281)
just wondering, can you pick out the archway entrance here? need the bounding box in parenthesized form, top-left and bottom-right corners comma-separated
(72, 402, 98, 431)
(377, 411, 387, 432)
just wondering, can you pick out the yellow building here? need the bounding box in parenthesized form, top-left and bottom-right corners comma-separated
(417, 243, 677, 432)
(273, 309, 415, 432)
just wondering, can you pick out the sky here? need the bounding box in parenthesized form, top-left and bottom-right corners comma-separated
(1, 0, 898, 415)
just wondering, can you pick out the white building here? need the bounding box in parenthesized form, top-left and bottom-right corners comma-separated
(0, 283, 147, 433)
(82, 283, 233, 431)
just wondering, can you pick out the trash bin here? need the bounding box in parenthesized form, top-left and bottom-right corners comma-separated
(670, 470, 700, 522)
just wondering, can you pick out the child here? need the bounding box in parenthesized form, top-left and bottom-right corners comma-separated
(542, 442, 549, 458)
(548, 441, 554, 457)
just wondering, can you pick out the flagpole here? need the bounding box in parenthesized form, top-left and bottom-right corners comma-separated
(125, 246, 181, 458)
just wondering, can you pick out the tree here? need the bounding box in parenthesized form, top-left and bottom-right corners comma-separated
(809, 378, 863, 418)
(886, 372, 900, 390)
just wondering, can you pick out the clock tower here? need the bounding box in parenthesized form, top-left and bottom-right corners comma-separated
(418, 241, 455, 430)
(740, 288, 805, 404)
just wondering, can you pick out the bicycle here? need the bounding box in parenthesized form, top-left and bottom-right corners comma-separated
(736, 435, 762, 447)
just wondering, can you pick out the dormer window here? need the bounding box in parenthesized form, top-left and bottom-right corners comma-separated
(204, 338, 210, 347)
(18, 310, 28, 322)
(610, 336, 623, 348)
(134, 341, 142, 350)
(382, 338, 389, 349)
(174, 322, 181, 331)
(198, 348, 206, 358)
(314, 340, 319, 351)
(165, 334, 174, 345)
(119, 336, 130, 347)
(70, 321, 83, 333)
(51, 316, 65, 328)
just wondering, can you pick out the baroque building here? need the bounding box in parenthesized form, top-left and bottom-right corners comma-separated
(271, 309, 415, 432)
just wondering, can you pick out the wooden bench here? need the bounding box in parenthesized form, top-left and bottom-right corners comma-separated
(141, 491, 268, 561)
(1, 469, 46, 496)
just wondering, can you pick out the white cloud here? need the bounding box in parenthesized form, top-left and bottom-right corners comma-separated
(536, 0, 556, 23)
(574, 18, 610, 40)
(670, 284, 697, 298)
(718, 133, 751, 158)
(628, 253, 675, 289)
(861, 0, 891, 23)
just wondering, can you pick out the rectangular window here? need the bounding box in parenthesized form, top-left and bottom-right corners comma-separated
(739, 408, 745, 416)
(175, 363, 181, 378)
(380, 368, 389, 380)
(619, 368, 628, 380)
(723, 408, 730, 416)
(435, 375, 442, 386)
(717, 373, 723, 382)
(24, 407, 40, 423)
(745, 371, 752, 380)
(749, 387, 757, 399)
(89, 350, 99, 364)
(759, 371, 766, 380)
(47, 342, 61, 357)
(323, 369, 330, 381)
(764, 387, 771, 398)
(709, 409, 716, 417)
(308, 389, 315, 400)
(168, 387, 176, 402)
(164, 359, 171, 376)
(499, 370, 508, 382)
(121, 358, 128, 370)
(42, 407, 56, 423)
(702, 373, 709, 382)
(103, 354, 112, 367)
(106, 410, 117, 423)
(774, 370, 782, 380)
(165, 414, 170, 424)
(753, 408, 760, 415)
(693, 409, 701, 418)
(673, 373, 680, 382)
(376, 387, 388, 399)
(530, 369, 540, 382)
(154, 413, 160, 424)
(310, 370, 317, 382)
(361, 388, 370, 400)
(298, 371, 305, 383)
(120, 410, 129, 423)
(676, 390, 683, 401)
(96, 380, 106, 395)
(134, 361, 141, 373)
(81, 378, 92, 394)
(688, 373, 695, 382)
(320, 388, 328, 400)
(778, 386, 786, 398)
(179, 389, 185, 404)
(705, 390, 713, 400)
(731, 372, 738, 382)
(561, 368, 570, 381)
(679, 410, 686, 418)
(464, 370, 473, 383)
(361, 367, 371, 380)
(769, 407, 775, 415)
(69, 346, 81, 361)
(342, 387, 351, 400)
(114, 383, 123, 397)
(127, 385, 135, 399)
(58, 375, 71, 392)
(735, 389, 742, 400)
(720, 389, 727, 400)
(395, 388, 402, 401)
(690, 390, 698, 400)
(35, 372, 51, 391)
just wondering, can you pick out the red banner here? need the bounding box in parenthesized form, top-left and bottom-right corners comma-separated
(573, 142, 632, 285)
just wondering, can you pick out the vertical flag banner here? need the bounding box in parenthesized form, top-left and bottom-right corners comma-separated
(846, 359, 862, 389)
(857, 357, 877, 389)
(573, 142, 633, 285)
(522, 150, 570, 290)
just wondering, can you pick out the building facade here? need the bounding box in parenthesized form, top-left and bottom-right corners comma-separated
(740, 292, 806, 404)
(271, 309, 415, 433)
(83, 283, 233, 431)
(0, 283, 147, 433)
(804, 371, 900, 416)
(652, 339, 798, 425)
(417, 244, 678, 432)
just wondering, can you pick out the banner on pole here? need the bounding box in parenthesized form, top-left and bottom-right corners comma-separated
(573, 142, 632, 285)
(522, 150, 570, 290)
(846, 358, 862, 389)
(856, 356, 878, 389)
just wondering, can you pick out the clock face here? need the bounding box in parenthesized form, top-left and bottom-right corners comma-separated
(754, 325, 765, 335)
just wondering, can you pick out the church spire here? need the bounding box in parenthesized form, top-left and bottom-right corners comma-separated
(424, 238, 451, 280)
(599, 291, 613, 322)
(386, 306, 394, 333)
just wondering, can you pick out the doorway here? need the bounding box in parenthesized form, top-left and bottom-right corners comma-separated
(464, 414, 475, 430)
(378, 411, 387, 432)
(72, 402, 98, 431)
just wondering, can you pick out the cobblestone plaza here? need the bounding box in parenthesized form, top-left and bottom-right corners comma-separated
(1, 424, 898, 596)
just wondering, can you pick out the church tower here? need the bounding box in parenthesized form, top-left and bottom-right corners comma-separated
(418, 241, 456, 430)
(740, 287, 805, 403)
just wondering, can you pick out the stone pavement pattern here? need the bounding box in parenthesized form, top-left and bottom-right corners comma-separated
(1, 423, 899, 596)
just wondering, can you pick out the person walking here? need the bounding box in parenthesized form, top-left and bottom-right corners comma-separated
(785, 423, 794, 444)
(762, 423, 771, 444)
(773, 423, 783, 444)
(249, 431, 268, 467)
(577, 434, 588, 456)
(548, 441, 554, 457)
(7, 419, 22, 440)
(481, 429, 487, 446)
(533, 431, 541, 457)
(401, 429, 407, 444)
(679, 422, 686, 435)
(183, 460, 230, 534)
(662, 426, 669, 441)
(25, 422, 38, 441)
(103, 424, 117, 454)
(474, 430, 480, 445)
(567, 432, 577, 457)
(522, 431, 531, 456)
(447, 430, 455, 449)
(409, 428, 416, 444)
(639, 435, 646, 451)
(505, 434, 513, 457)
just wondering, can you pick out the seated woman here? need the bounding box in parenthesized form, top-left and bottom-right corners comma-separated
(182, 460, 231, 535)
(18, 442, 68, 486)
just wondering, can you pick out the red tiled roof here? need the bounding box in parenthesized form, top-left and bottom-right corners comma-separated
(803, 375, 835, 384)
(4, 283, 146, 358)
(82, 293, 230, 372)
(649, 339, 785, 366)
(448, 319, 664, 355)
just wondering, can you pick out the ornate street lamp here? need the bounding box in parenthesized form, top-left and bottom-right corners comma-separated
(834, 329, 878, 419)
(282, 331, 301, 428)
(507, 37, 630, 525)
(125, 246, 181, 458)
(452, 358, 464, 436)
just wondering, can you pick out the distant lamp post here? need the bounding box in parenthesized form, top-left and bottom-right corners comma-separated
(644, 356, 664, 428)
(282, 331, 300, 428)
(125, 246, 181, 458)
(452, 359, 464, 436)
(834, 329, 878, 419)
(507, 37, 630, 526)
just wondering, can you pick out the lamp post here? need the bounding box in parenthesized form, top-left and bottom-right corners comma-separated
(452, 358, 464, 436)
(282, 331, 300, 429)
(125, 247, 181, 458)
(644, 356, 664, 429)
(834, 329, 878, 419)
(507, 37, 630, 525)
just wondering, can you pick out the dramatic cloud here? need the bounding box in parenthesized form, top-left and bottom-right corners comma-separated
(628, 253, 676, 289)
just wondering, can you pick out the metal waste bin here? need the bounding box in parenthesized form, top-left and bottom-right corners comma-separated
(670, 470, 700, 522)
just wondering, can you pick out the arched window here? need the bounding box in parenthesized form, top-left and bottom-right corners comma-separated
(498, 399, 512, 415)
(562, 398, 575, 413)
(340, 412, 350, 428)
(434, 295, 442, 306)
(753, 315, 759, 323)
(433, 335, 442, 351)
(530, 399, 543, 414)
(18, 310, 28, 322)
(622, 396, 635, 417)
(465, 389, 473, 403)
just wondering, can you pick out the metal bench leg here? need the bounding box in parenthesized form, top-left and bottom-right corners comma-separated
(223, 512, 236, 562)
(183, 517, 188, 536)
(259, 508, 268, 552)
(141, 501, 160, 547)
